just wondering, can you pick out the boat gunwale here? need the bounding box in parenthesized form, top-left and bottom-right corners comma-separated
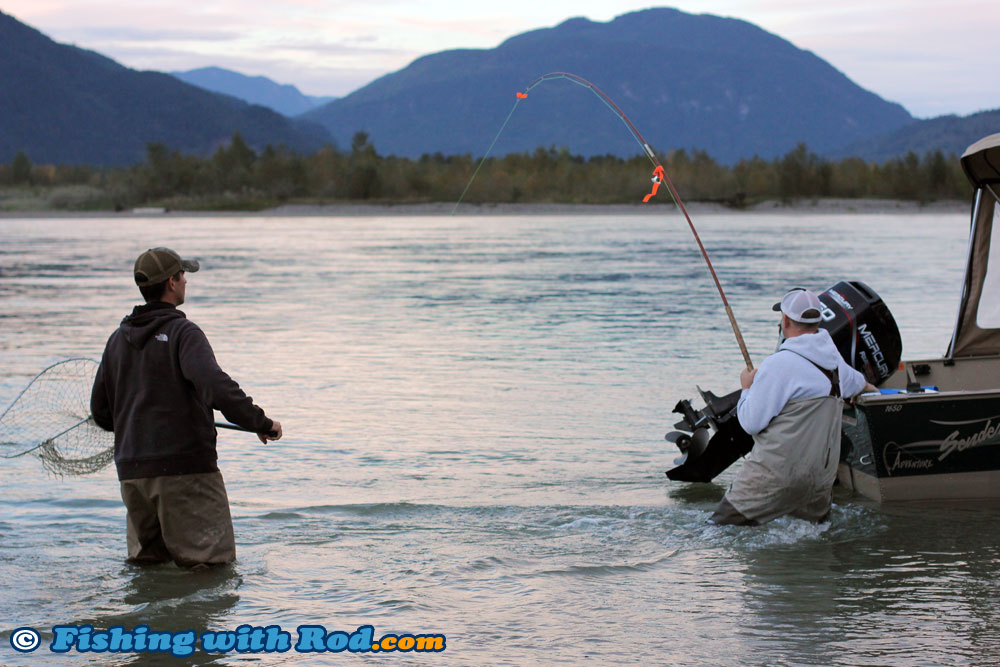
(855, 387, 1000, 406)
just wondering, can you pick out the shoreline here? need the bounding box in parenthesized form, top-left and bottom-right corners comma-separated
(0, 198, 969, 218)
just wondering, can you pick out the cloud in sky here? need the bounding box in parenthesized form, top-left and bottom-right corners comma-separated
(4, 0, 998, 117)
(752, 0, 999, 117)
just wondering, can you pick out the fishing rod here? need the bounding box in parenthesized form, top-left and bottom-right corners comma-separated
(455, 72, 753, 370)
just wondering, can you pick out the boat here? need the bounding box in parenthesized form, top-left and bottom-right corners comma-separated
(664, 132, 1000, 503)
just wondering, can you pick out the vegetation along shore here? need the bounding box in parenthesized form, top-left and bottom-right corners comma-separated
(0, 132, 972, 214)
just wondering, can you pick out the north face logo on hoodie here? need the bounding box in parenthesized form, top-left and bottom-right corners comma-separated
(155, 333, 168, 342)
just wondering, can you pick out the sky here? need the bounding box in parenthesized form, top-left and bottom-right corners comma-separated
(3, 1, 997, 119)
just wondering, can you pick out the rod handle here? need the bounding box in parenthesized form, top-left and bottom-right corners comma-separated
(724, 303, 754, 370)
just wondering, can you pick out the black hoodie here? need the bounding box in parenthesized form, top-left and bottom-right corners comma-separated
(91, 302, 273, 480)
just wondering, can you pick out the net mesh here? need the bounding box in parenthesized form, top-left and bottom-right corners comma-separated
(0, 358, 114, 475)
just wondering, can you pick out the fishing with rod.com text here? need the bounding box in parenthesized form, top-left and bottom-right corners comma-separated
(9, 623, 446, 657)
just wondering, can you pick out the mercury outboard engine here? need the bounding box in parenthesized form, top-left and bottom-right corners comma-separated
(665, 280, 901, 482)
(816, 281, 901, 386)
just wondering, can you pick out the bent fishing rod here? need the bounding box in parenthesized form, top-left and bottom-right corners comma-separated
(456, 72, 753, 370)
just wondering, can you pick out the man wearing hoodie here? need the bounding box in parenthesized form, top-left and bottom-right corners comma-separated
(91, 247, 282, 567)
(710, 288, 876, 526)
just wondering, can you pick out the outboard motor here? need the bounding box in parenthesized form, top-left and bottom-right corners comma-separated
(665, 280, 901, 483)
(817, 281, 901, 386)
(665, 388, 753, 482)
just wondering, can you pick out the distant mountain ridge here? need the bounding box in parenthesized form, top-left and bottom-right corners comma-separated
(303, 8, 914, 163)
(0, 10, 330, 165)
(171, 67, 335, 117)
(3, 6, 993, 167)
(838, 108, 1000, 161)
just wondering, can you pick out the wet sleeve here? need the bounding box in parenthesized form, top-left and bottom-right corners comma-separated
(90, 351, 114, 432)
(176, 324, 273, 434)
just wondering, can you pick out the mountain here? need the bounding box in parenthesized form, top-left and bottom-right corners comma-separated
(303, 8, 914, 163)
(0, 11, 331, 165)
(171, 67, 335, 117)
(836, 108, 1000, 161)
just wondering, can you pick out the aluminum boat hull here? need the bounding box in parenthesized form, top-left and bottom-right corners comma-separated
(838, 357, 1000, 502)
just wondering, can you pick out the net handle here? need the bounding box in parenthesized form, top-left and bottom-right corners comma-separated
(0, 415, 93, 459)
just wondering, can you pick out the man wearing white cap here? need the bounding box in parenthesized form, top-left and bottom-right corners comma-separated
(710, 288, 876, 525)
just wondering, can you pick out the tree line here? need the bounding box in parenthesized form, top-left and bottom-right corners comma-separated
(0, 132, 972, 211)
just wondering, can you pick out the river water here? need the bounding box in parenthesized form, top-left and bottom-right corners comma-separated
(1, 209, 998, 665)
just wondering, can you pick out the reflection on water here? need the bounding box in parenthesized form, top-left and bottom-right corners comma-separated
(81, 566, 241, 667)
(2, 212, 998, 665)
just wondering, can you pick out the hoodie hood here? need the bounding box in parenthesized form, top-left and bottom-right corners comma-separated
(778, 329, 843, 371)
(120, 302, 186, 349)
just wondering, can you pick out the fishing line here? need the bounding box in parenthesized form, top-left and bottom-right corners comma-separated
(453, 71, 753, 369)
(451, 99, 524, 215)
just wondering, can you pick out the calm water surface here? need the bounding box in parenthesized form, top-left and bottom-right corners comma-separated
(1, 211, 998, 665)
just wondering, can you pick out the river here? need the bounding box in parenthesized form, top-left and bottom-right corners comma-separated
(1, 209, 998, 665)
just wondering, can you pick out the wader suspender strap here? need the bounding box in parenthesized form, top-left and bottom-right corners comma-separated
(782, 350, 841, 398)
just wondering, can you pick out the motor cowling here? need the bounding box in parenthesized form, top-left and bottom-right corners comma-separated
(817, 281, 901, 386)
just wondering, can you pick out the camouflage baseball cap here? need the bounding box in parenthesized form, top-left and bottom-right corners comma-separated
(134, 247, 200, 287)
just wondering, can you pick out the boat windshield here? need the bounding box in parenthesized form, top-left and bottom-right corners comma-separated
(977, 190, 1000, 329)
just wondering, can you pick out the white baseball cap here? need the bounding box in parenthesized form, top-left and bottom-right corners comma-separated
(772, 288, 823, 324)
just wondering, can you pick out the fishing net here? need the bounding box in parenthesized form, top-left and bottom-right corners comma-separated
(0, 358, 114, 475)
